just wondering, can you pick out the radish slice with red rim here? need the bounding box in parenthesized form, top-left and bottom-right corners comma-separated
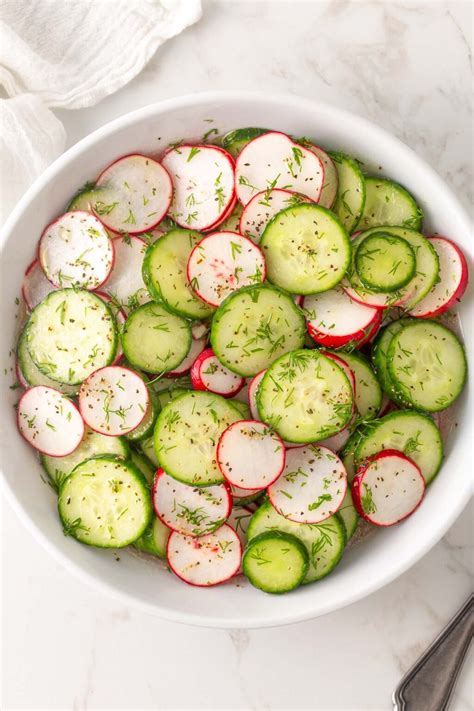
(239, 189, 312, 243)
(167, 335, 207, 377)
(22, 259, 56, 311)
(267, 445, 347, 524)
(305, 144, 338, 209)
(38, 212, 114, 290)
(79, 366, 149, 436)
(152, 468, 231, 537)
(190, 348, 245, 397)
(162, 144, 235, 231)
(167, 524, 241, 587)
(235, 132, 324, 205)
(226, 506, 253, 572)
(93, 154, 173, 234)
(101, 235, 149, 312)
(16, 360, 28, 389)
(17, 386, 84, 456)
(303, 286, 382, 349)
(191, 321, 210, 341)
(351, 449, 425, 526)
(408, 237, 468, 318)
(230, 483, 264, 500)
(321, 351, 356, 415)
(203, 194, 238, 233)
(217, 420, 285, 490)
(187, 231, 265, 307)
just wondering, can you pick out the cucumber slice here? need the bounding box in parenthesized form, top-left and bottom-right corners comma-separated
(58, 456, 152, 548)
(329, 152, 366, 233)
(154, 391, 240, 485)
(222, 127, 269, 157)
(337, 489, 359, 540)
(219, 202, 244, 232)
(210, 284, 306, 377)
(41, 428, 129, 490)
(67, 182, 100, 212)
(247, 500, 346, 583)
(26, 289, 117, 385)
(142, 228, 214, 319)
(387, 320, 467, 412)
(354, 410, 443, 484)
(355, 232, 416, 292)
(372, 318, 414, 405)
(122, 302, 191, 374)
(243, 531, 309, 594)
(260, 204, 351, 295)
(229, 398, 251, 419)
(330, 351, 382, 420)
(17, 326, 77, 396)
(257, 350, 353, 443)
(126, 389, 159, 442)
(357, 177, 423, 232)
(139, 434, 159, 467)
(130, 449, 155, 486)
(134, 515, 170, 558)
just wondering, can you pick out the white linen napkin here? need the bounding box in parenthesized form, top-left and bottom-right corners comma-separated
(0, 0, 202, 225)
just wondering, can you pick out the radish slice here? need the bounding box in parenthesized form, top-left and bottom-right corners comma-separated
(227, 506, 253, 573)
(17, 386, 84, 456)
(162, 144, 235, 231)
(235, 132, 324, 205)
(239, 189, 312, 243)
(203, 194, 238, 233)
(152, 468, 231, 537)
(39, 211, 114, 290)
(22, 259, 56, 311)
(267, 445, 347, 524)
(321, 351, 356, 414)
(167, 524, 241, 587)
(293, 294, 304, 307)
(95, 291, 126, 364)
(78, 366, 149, 436)
(230, 483, 264, 500)
(305, 144, 338, 209)
(408, 237, 468, 318)
(191, 321, 210, 341)
(217, 420, 285, 490)
(190, 348, 245, 397)
(304, 286, 382, 349)
(15, 360, 28, 389)
(102, 235, 149, 312)
(167, 335, 207, 376)
(352, 449, 425, 526)
(93, 154, 173, 234)
(187, 231, 265, 306)
(342, 278, 410, 309)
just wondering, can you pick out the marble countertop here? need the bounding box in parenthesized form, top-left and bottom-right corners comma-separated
(2, 1, 472, 709)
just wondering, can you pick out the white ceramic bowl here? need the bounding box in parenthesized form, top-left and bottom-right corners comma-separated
(1, 92, 472, 628)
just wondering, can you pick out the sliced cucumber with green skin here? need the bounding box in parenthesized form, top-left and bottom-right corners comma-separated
(126, 389, 159, 442)
(257, 350, 353, 443)
(58, 456, 152, 548)
(219, 202, 243, 232)
(329, 152, 366, 233)
(154, 391, 240, 485)
(229, 398, 251, 419)
(355, 232, 416, 292)
(354, 410, 443, 484)
(260, 204, 351, 295)
(130, 449, 156, 486)
(337, 489, 359, 540)
(357, 177, 423, 232)
(387, 320, 467, 412)
(330, 351, 382, 420)
(155, 386, 190, 410)
(243, 531, 309, 594)
(17, 326, 78, 396)
(247, 500, 346, 583)
(134, 515, 170, 558)
(231, 485, 264, 506)
(210, 284, 306, 377)
(67, 182, 100, 212)
(41, 428, 130, 491)
(221, 127, 269, 157)
(142, 228, 214, 319)
(372, 318, 415, 405)
(26, 289, 117, 385)
(139, 435, 159, 467)
(122, 302, 191, 374)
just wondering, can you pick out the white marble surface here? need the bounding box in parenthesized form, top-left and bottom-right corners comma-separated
(2, 1, 473, 709)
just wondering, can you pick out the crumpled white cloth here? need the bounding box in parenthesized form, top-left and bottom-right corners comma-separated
(0, 0, 202, 225)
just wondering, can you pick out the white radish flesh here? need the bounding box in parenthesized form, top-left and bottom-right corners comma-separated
(248, 370, 265, 421)
(267, 445, 347, 524)
(217, 420, 285, 489)
(167, 335, 207, 376)
(226, 506, 253, 573)
(93, 154, 173, 234)
(17, 386, 84, 456)
(79, 366, 149, 436)
(187, 231, 265, 306)
(239, 189, 311, 243)
(352, 449, 425, 526)
(167, 524, 241, 587)
(152, 469, 231, 536)
(162, 145, 235, 231)
(306, 144, 338, 208)
(191, 349, 245, 397)
(102, 235, 149, 312)
(22, 259, 56, 311)
(235, 132, 324, 205)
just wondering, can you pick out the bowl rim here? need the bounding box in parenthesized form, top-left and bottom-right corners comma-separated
(1, 90, 472, 628)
